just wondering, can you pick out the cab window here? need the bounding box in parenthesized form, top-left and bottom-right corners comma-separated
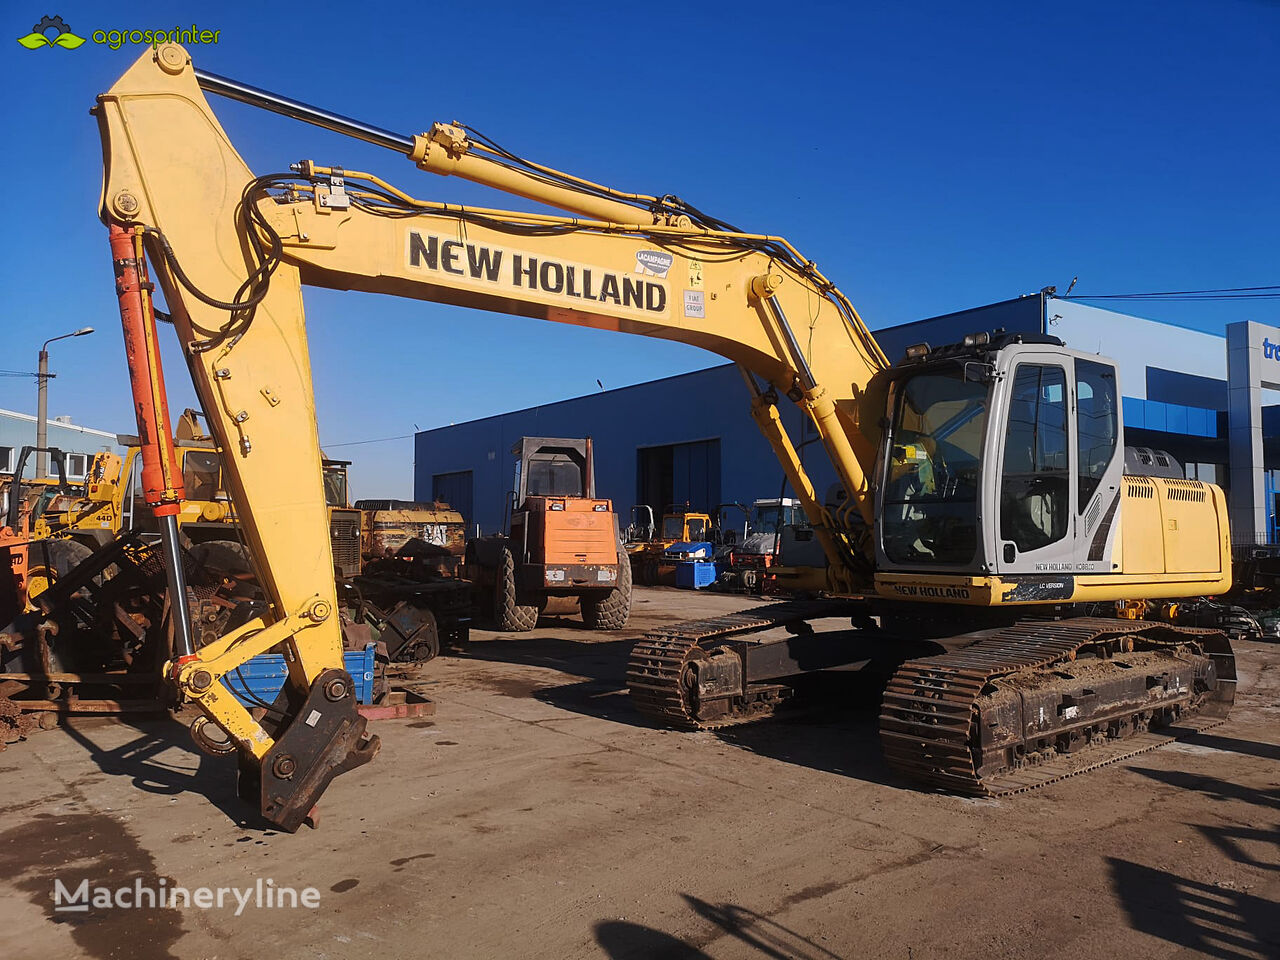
(323, 467, 348, 508)
(881, 368, 989, 565)
(1075, 360, 1117, 509)
(525, 460, 582, 497)
(182, 450, 222, 502)
(1000, 364, 1069, 552)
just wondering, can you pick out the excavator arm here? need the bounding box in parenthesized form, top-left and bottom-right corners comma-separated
(93, 44, 890, 827)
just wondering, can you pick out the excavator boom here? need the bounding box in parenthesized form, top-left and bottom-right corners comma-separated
(94, 44, 887, 826)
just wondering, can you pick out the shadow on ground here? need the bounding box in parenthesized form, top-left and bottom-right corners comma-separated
(594, 892, 846, 960)
(1111, 765, 1280, 959)
(1127, 766, 1280, 809)
(1179, 732, 1280, 762)
(712, 672, 900, 786)
(58, 716, 267, 829)
(461, 633, 904, 786)
(1108, 857, 1280, 960)
(457, 633, 650, 726)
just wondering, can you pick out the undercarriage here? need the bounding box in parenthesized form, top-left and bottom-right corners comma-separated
(625, 601, 1237, 795)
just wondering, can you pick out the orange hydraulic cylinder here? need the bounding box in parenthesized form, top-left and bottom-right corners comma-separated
(108, 224, 185, 516)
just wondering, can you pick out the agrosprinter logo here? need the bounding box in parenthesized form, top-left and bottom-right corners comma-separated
(16, 15, 222, 51)
(16, 15, 85, 49)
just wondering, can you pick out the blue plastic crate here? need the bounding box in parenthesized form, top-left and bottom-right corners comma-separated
(226, 643, 376, 707)
(676, 560, 718, 590)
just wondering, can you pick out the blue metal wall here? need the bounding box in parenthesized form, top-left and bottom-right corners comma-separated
(1146, 368, 1228, 410)
(414, 366, 829, 535)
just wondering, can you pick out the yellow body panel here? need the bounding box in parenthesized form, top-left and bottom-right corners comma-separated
(1118, 477, 1230, 579)
(875, 477, 1232, 605)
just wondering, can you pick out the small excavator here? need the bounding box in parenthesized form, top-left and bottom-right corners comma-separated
(77, 45, 1235, 827)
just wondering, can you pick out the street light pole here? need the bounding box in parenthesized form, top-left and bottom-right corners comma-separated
(35, 348, 49, 478)
(35, 326, 95, 478)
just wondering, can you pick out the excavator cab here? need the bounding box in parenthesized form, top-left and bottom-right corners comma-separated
(322, 459, 350, 509)
(876, 333, 1113, 578)
(873, 331, 1225, 592)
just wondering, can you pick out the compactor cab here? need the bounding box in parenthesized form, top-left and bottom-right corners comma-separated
(624, 505, 656, 546)
(465, 437, 631, 632)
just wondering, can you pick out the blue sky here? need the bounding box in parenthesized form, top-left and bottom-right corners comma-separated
(2, 1, 1276, 497)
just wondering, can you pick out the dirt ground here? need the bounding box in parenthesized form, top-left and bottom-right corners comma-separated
(0, 586, 1276, 960)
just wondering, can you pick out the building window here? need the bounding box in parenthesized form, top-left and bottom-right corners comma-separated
(1001, 364, 1069, 553)
(65, 452, 89, 480)
(0, 445, 12, 475)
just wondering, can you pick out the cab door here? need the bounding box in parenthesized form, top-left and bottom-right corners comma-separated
(1072, 358, 1123, 573)
(994, 356, 1076, 575)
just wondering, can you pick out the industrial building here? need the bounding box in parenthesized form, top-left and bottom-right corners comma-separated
(414, 293, 1280, 545)
(0, 408, 121, 482)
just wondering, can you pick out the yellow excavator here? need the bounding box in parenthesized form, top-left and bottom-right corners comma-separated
(87, 45, 1235, 828)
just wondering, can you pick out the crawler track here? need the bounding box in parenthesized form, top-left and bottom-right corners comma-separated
(879, 618, 1236, 795)
(629, 606, 1237, 796)
(625, 599, 863, 729)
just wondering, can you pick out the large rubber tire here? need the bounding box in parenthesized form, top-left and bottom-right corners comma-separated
(189, 540, 252, 577)
(494, 546, 539, 632)
(27, 538, 95, 601)
(639, 557, 657, 586)
(581, 545, 632, 630)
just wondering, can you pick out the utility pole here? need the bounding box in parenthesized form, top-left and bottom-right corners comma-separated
(35, 327, 95, 478)
(36, 347, 49, 478)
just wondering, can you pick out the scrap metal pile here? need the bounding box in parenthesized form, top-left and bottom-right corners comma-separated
(0, 531, 253, 749)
